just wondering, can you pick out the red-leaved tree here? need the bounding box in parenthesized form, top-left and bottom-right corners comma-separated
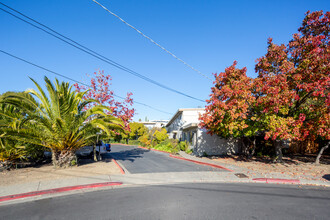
(255, 11, 329, 163)
(199, 61, 258, 156)
(74, 71, 135, 130)
(201, 11, 329, 163)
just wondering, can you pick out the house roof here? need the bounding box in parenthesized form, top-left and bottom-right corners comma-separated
(182, 123, 198, 130)
(141, 121, 156, 125)
(140, 120, 169, 124)
(166, 108, 204, 127)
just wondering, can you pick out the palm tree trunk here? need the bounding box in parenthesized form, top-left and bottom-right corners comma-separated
(315, 141, 329, 165)
(52, 150, 76, 168)
(93, 144, 98, 161)
(51, 149, 58, 168)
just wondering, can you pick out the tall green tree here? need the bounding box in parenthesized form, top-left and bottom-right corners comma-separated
(152, 128, 168, 145)
(1, 77, 123, 167)
(128, 122, 148, 140)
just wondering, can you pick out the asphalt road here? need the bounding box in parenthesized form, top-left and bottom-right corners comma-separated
(1, 183, 329, 220)
(107, 144, 225, 173)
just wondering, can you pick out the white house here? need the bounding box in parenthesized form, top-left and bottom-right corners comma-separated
(166, 108, 238, 156)
(141, 120, 168, 130)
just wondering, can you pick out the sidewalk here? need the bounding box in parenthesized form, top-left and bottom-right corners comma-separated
(178, 151, 330, 187)
(0, 158, 123, 203)
(0, 174, 114, 198)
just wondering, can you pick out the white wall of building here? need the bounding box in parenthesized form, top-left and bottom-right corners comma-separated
(166, 108, 239, 156)
(194, 129, 239, 156)
(166, 108, 204, 139)
(141, 120, 168, 130)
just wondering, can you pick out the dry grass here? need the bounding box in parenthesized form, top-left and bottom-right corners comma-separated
(0, 158, 121, 186)
(210, 154, 330, 182)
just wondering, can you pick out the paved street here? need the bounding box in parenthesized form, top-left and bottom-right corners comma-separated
(108, 144, 226, 173)
(1, 183, 329, 220)
(1, 145, 329, 219)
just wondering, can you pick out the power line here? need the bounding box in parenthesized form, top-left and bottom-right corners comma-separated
(92, 0, 213, 81)
(0, 2, 205, 103)
(0, 49, 173, 116)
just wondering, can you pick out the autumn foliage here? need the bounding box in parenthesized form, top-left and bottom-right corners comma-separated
(200, 11, 329, 162)
(74, 71, 135, 129)
(199, 62, 256, 138)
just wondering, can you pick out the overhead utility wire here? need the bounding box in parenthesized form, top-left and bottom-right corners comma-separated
(0, 49, 173, 115)
(92, 0, 213, 81)
(0, 3, 205, 103)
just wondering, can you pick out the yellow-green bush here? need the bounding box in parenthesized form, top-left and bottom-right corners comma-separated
(152, 128, 168, 145)
(138, 134, 151, 146)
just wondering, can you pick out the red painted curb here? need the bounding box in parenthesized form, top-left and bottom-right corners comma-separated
(0, 182, 123, 203)
(169, 155, 233, 172)
(137, 146, 149, 150)
(112, 158, 125, 174)
(253, 178, 300, 184)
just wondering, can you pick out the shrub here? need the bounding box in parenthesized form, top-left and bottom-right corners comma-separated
(153, 141, 179, 154)
(0, 144, 26, 165)
(138, 135, 151, 146)
(179, 141, 188, 151)
(0, 140, 46, 168)
(128, 140, 140, 146)
(152, 128, 168, 145)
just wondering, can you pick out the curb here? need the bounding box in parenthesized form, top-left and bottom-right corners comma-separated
(253, 178, 300, 184)
(0, 182, 123, 203)
(112, 158, 125, 174)
(137, 146, 150, 150)
(169, 155, 233, 172)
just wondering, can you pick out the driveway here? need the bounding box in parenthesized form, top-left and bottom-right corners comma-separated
(107, 144, 227, 174)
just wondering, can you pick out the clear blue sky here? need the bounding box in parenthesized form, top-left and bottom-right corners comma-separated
(1, 0, 329, 121)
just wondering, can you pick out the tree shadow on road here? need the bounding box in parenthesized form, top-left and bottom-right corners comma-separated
(105, 148, 149, 162)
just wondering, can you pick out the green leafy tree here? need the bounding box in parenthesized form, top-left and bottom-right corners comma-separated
(138, 134, 151, 146)
(128, 122, 148, 140)
(152, 128, 168, 145)
(1, 77, 123, 168)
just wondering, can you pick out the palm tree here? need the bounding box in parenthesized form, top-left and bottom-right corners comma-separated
(0, 100, 27, 167)
(1, 77, 123, 168)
